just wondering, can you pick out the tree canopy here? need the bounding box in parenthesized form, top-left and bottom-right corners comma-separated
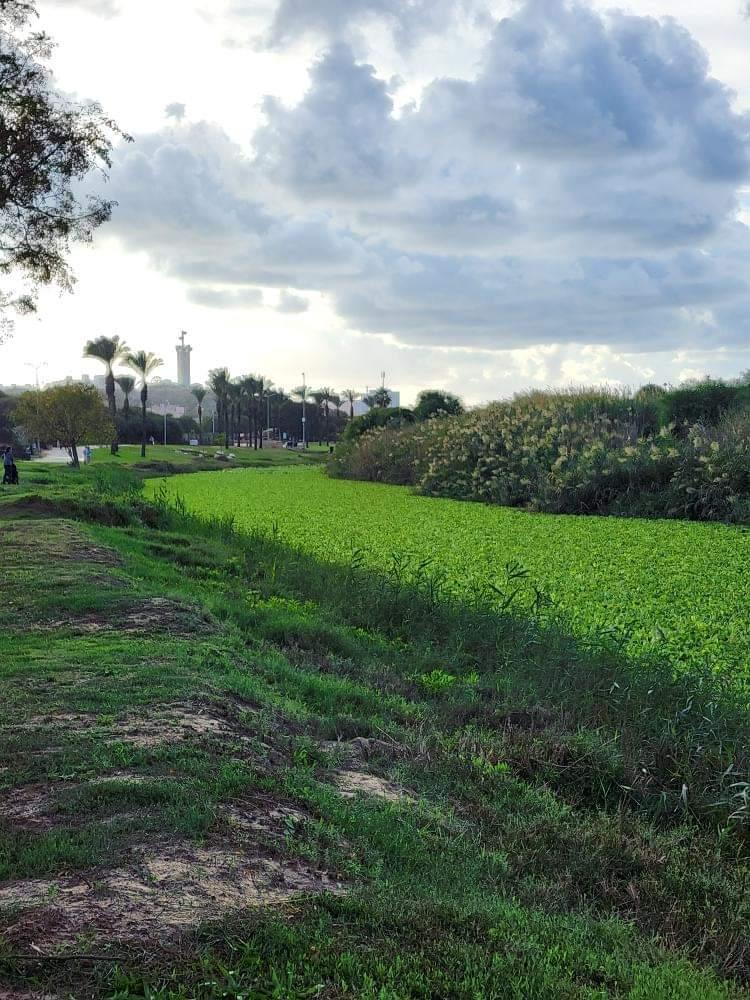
(0, 1, 126, 326)
(413, 390, 464, 422)
(15, 383, 112, 466)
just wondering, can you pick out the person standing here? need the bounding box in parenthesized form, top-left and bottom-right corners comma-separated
(2, 447, 13, 485)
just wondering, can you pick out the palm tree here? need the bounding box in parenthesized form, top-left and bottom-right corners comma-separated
(116, 375, 135, 419)
(342, 389, 359, 421)
(126, 351, 163, 458)
(238, 376, 257, 449)
(83, 335, 128, 454)
(270, 387, 288, 443)
(364, 386, 392, 409)
(191, 386, 207, 444)
(314, 387, 338, 445)
(208, 368, 231, 448)
(227, 380, 242, 448)
(291, 384, 308, 447)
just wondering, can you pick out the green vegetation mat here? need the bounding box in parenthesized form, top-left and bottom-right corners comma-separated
(0, 464, 748, 998)
(148, 466, 750, 675)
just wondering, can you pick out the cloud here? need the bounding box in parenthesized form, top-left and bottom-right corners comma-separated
(52, 0, 120, 16)
(260, 0, 482, 50)
(254, 7, 748, 253)
(165, 102, 187, 121)
(276, 290, 309, 313)
(100, 0, 750, 356)
(254, 45, 412, 201)
(188, 287, 264, 309)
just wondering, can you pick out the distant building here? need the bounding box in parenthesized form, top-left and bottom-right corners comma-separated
(176, 331, 192, 387)
(351, 388, 401, 417)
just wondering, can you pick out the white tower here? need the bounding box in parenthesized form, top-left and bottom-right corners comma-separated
(176, 331, 192, 387)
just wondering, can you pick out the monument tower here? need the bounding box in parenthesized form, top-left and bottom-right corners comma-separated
(176, 331, 192, 387)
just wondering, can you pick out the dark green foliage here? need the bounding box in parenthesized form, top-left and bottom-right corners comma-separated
(342, 406, 416, 442)
(658, 378, 750, 428)
(413, 389, 464, 421)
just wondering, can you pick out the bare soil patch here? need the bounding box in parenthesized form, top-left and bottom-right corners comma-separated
(18, 703, 248, 751)
(334, 770, 414, 804)
(41, 598, 211, 637)
(0, 798, 344, 953)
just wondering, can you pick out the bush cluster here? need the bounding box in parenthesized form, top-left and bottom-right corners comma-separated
(330, 383, 750, 522)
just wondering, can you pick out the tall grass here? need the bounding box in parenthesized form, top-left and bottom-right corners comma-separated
(330, 385, 750, 522)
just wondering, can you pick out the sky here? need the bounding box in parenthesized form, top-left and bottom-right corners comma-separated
(5, 0, 750, 405)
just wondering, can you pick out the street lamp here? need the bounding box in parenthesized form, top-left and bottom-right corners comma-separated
(25, 361, 47, 389)
(301, 372, 307, 448)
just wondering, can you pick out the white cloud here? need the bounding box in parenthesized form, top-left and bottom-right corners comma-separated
(52, 0, 120, 16)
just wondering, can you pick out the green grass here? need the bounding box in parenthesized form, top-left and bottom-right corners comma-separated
(147, 466, 750, 675)
(89, 443, 326, 469)
(0, 468, 748, 997)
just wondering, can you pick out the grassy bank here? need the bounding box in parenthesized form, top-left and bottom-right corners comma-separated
(0, 464, 748, 998)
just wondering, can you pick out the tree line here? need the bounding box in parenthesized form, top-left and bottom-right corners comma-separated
(8, 333, 465, 466)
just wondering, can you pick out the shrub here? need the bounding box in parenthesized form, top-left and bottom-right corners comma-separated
(342, 406, 415, 442)
(330, 385, 750, 523)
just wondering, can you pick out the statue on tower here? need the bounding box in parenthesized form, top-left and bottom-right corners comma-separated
(176, 330, 192, 387)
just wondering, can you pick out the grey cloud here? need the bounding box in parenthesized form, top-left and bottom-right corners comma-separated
(261, 0, 481, 49)
(188, 287, 264, 309)
(254, 45, 412, 200)
(100, 1, 750, 357)
(276, 290, 309, 313)
(165, 103, 187, 122)
(253, 5, 748, 254)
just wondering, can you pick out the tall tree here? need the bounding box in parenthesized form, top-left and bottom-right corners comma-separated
(314, 387, 338, 445)
(116, 375, 135, 418)
(227, 380, 242, 448)
(207, 368, 231, 448)
(413, 390, 464, 421)
(291, 384, 308, 446)
(364, 386, 392, 409)
(0, 2, 127, 331)
(83, 335, 127, 454)
(191, 386, 207, 444)
(239, 376, 257, 449)
(126, 350, 163, 458)
(342, 389, 359, 421)
(15, 384, 112, 469)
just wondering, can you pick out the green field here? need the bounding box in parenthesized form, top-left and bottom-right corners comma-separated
(148, 466, 750, 674)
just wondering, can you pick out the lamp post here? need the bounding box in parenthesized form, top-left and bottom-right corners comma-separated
(25, 361, 47, 389)
(301, 372, 307, 449)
